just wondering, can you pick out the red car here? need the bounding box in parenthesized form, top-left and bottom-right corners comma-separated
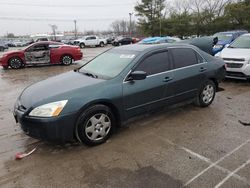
(0, 41, 83, 69)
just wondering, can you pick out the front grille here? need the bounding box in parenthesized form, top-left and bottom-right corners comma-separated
(223, 58, 245, 62)
(226, 63, 244, 68)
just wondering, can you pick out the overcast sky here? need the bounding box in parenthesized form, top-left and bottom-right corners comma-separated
(0, 0, 139, 36)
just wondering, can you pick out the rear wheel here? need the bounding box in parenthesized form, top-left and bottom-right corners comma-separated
(195, 80, 216, 107)
(9, 57, 23, 69)
(61, 55, 73, 66)
(80, 43, 85, 49)
(76, 105, 115, 146)
(99, 42, 104, 47)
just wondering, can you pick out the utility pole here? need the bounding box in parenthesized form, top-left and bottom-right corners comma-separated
(74, 20, 77, 39)
(159, 17, 162, 37)
(129, 12, 133, 37)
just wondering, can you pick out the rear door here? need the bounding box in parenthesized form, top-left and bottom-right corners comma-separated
(169, 47, 208, 102)
(123, 50, 175, 118)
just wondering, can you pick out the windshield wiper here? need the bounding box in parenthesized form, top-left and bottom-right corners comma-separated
(79, 70, 98, 78)
(84, 72, 98, 78)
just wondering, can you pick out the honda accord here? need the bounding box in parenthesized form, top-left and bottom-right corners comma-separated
(13, 44, 225, 145)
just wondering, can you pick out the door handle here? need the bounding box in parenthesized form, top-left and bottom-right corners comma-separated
(163, 77, 173, 82)
(200, 67, 207, 72)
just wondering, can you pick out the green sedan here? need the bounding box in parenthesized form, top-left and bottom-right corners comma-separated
(13, 44, 226, 145)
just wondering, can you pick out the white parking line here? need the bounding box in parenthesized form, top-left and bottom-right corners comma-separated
(214, 158, 250, 188)
(152, 134, 250, 186)
(183, 138, 250, 187)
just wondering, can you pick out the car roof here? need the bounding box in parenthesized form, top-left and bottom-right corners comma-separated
(33, 41, 64, 45)
(216, 30, 248, 34)
(111, 43, 198, 52)
(242, 33, 250, 36)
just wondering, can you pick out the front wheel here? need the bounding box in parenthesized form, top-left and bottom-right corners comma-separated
(76, 105, 115, 146)
(195, 80, 216, 107)
(9, 57, 23, 69)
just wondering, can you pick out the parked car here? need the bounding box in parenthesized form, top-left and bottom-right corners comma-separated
(178, 36, 218, 56)
(0, 41, 82, 69)
(112, 37, 133, 46)
(0, 42, 9, 51)
(212, 30, 248, 55)
(35, 37, 49, 42)
(73, 35, 107, 48)
(139, 36, 181, 44)
(13, 43, 225, 145)
(215, 34, 250, 80)
(106, 37, 115, 44)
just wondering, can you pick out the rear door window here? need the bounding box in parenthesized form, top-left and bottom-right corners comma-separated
(171, 48, 198, 69)
(135, 51, 171, 75)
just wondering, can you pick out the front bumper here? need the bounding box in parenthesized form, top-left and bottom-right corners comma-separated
(14, 108, 78, 143)
(225, 63, 250, 80)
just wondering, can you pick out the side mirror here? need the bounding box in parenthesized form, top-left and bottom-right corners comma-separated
(127, 71, 147, 81)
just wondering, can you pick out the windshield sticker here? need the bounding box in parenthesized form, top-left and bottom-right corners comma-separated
(120, 54, 135, 59)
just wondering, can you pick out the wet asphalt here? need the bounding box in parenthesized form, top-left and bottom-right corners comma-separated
(0, 46, 250, 188)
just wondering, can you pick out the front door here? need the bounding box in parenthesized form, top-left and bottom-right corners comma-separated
(25, 43, 50, 64)
(123, 50, 175, 119)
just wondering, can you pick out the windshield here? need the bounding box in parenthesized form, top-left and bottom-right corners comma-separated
(79, 50, 137, 79)
(229, 35, 250, 49)
(213, 33, 233, 41)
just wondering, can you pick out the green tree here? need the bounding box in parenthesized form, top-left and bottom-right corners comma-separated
(224, 1, 250, 30)
(135, 0, 166, 36)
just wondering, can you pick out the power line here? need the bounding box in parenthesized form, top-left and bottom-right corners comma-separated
(0, 2, 133, 8)
(0, 16, 127, 22)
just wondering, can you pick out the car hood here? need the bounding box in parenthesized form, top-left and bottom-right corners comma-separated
(220, 48, 250, 60)
(4, 50, 23, 55)
(19, 71, 105, 108)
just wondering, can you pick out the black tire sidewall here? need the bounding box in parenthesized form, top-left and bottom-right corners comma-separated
(80, 43, 85, 49)
(197, 80, 216, 107)
(100, 42, 104, 47)
(77, 105, 115, 146)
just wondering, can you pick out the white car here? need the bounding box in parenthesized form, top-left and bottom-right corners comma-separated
(215, 34, 250, 80)
(73, 35, 107, 49)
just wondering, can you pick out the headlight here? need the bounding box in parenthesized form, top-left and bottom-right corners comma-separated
(214, 51, 222, 58)
(213, 44, 223, 49)
(29, 100, 68, 117)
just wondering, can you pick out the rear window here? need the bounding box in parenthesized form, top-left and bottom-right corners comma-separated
(171, 48, 198, 69)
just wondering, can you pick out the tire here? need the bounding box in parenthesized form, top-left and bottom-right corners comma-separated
(80, 43, 85, 49)
(9, 57, 23, 69)
(76, 105, 115, 146)
(195, 80, 216, 107)
(99, 42, 104, 47)
(61, 55, 73, 66)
